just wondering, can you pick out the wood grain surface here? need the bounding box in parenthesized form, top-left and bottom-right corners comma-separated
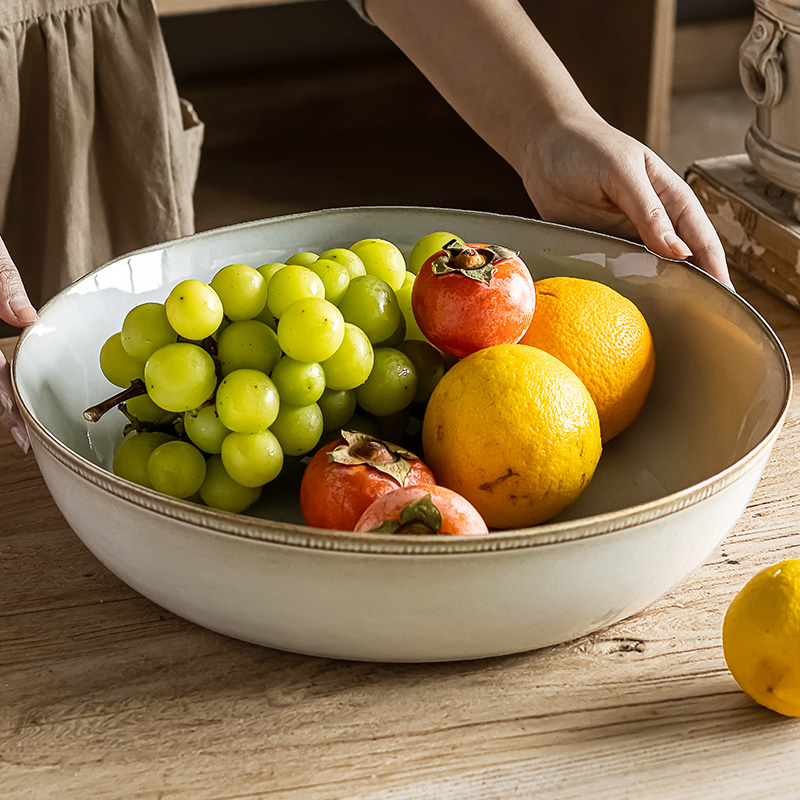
(2, 273, 800, 800)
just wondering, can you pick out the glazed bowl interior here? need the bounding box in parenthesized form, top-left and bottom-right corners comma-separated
(13, 206, 789, 529)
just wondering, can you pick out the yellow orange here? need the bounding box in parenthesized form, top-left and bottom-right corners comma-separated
(723, 560, 800, 717)
(421, 344, 602, 528)
(519, 277, 655, 442)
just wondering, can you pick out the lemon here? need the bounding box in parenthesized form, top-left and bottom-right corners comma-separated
(421, 343, 602, 528)
(723, 559, 800, 717)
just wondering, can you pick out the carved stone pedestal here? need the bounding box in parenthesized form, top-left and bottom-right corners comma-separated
(740, 1, 800, 221)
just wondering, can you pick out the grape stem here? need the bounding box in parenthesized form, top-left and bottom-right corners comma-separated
(84, 379, 147, 423)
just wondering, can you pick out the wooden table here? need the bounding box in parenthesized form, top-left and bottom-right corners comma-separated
(3, 272, 800, 799)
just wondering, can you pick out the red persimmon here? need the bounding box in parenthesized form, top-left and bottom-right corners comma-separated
(299, 429, 436, 530)
(411, 240, 535, 359)
(354, 484, 489, 536)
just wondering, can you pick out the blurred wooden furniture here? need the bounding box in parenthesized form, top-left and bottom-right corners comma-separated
(4, 271, 800, 799)
(524, 0, 677, 152)
(155, 0, 679, 152)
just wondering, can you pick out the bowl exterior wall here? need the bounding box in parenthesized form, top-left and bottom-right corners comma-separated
(33, 433, 775, 662)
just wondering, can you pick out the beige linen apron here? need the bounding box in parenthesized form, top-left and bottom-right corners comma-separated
(0, 0, 203, 309)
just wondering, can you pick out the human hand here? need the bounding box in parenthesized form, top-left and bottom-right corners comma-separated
(361, 0, 729, 287)
(0, 349, 28, 451)
(0, 235, 38, 452)
(520, 110, 732, 288)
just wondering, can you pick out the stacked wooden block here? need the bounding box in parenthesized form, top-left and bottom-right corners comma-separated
(687, 154, 800, 309)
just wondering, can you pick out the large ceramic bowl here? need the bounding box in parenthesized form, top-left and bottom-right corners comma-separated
(12, 207, 791, 662)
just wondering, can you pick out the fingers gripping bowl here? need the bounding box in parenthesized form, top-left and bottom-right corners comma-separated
(11, 207, 791, 662)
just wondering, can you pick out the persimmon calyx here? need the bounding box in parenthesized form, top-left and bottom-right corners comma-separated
(369, 494, 444, 535)
(330, 429, 418, 485)
(431, 241, 520, 284)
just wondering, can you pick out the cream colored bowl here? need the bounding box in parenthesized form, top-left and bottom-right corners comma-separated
(12, 207, 791, 662)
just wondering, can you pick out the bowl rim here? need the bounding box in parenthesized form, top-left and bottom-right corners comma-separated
(12, 205, 794, 556)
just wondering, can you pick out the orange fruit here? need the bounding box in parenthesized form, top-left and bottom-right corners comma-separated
(421, 344, 602, 528)
(519, 277, 655, 442)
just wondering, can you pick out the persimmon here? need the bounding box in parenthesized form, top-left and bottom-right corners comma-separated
(299, 429, 436, 530)
(354, 485, 489, 536)
(411, 240, 535, 359)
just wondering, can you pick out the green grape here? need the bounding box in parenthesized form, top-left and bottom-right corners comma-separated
(277, 297, 345, 363)
(255, 262, 287, 325)
(210, 263, 268, 321)
(266, 265, 325, 319)
(184, 404, 231, 454)
(338, 275, 402, 345)
(408, 231, 464, 275)
(318, 247, 367, 278)
(120, 302, 177, 361)
(124, 393, 175, 425)
(321, 322, 374, 391)
(100, 332, 145, 388)
(350, 238, 406, 290)
(216, 319, 282, 376)
(112, 431, 174, 488)
(220, 430, 284, 488)
(346, 411, 380, 437)
(147, 440, 207, 499)
(200, 454, 262, 513)
(374, 407, 412, 443)
(441, 351, 460, 372)
(375, 311, 405, 348)
(285, 251, 319, 267)
(269, 402, 323, 456)
(252, 303, 278, 331)
(395, 271, 428, 342)
(165, 279, 224, 340)
(256, 262, 287, 284)
(144, 342, 217, 413)
(355, 347, 418, 416)
(317, 387, 357, 432)
(398, 339, 445, 404)
(307, 258, 351, 305)
(271, 356, 326, 405)
(212, 317, 231, 341)
(215, 368, 280, 433)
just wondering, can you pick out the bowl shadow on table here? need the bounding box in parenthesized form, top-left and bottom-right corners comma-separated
(18, 600, 793, 796)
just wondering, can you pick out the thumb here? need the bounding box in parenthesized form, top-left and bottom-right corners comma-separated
(0, 235, 38, 327)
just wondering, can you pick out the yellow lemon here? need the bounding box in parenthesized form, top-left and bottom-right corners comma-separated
(520, 277, 655, 442)
(723, 559, 800, 717)
(421, 343, 602, 528)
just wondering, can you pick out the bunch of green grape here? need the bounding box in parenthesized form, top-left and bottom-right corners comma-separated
(95, 232, 463, 514)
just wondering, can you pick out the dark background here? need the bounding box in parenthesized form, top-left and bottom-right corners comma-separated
(158, 0, 755, 231)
